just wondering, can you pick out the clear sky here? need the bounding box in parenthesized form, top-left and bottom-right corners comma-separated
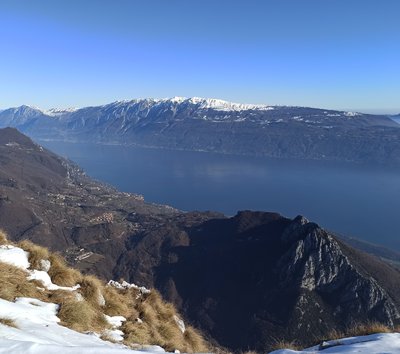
(0, 0, 399, 113)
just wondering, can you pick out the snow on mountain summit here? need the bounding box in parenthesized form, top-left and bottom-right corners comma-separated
(104, 97, 274, 112)
(45, 107, 78, 116)
(167, 96, 274, 111)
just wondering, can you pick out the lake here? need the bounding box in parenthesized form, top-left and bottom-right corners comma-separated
(40, 141, 400, 250)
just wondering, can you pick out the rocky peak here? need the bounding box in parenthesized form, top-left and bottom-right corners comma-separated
(278, 220, 400, 328)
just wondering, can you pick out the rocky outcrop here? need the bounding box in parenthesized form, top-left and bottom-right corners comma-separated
(277, 218, 400, 338)
(112, 212, 400, 352)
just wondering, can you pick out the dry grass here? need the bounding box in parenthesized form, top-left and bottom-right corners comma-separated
(345, 322, 391, 336)
(270, 339, 300, 351)
(312, 322, 392, 349)
(120, 289, 209, 352)
(0, 237, 210, 352)
(79, 275, 105, 308)
(100, 332, 118, 343)
(0, 262, 46, 301)
(58, 299, 109, 332)
(0, 317, 18, 328)
(47, 253, 82, 287)
(103, 286, 132, 317)
(183, 326, 209, 353)
(18, 240, 49, 270)
(123, 321, 153, 345)
(0, 229, 9, 245)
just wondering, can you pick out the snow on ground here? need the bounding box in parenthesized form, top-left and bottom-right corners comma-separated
(107, 280, 151, 295)
(0, 245, 30, 269)
(28, 270, 81, 291)
(0, 245, 79, 292)
(270, 333, 400, 353)
(0, 244, 171, 353)
(0, 296, 167, 353)
(104, 315, 127, 342)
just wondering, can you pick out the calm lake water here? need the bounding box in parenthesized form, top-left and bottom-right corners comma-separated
(41, 141, 400, 250)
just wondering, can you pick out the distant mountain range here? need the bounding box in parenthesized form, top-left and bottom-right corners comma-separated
(1, 97, 400, 164)
(2, 127, 400, 352)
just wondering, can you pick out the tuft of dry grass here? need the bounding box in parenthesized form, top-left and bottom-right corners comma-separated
(0, 262, 46, 301)
(121, 289, 209, 353)
(58, 299, 109, 332)
(79, 275, 105, 308)
(47, 253, 82, 287)
(100, 332, 118, 343)
(270, 339, 300, 351)
(123, 321, 153, 346)
(345, 321, 391, 337)
(0, 230, 9, 245)
(157, 320, 185, 351)
(18, 240, 49, 270)
(183, 326, 210, 353)
(103, 286, 132, 317)
(0, 237, 211, 352)
(47, 289, 80, 304)
(0, 317, 18, 328)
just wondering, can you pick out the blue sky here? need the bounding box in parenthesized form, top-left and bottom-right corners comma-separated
(0, 0, 399, 113)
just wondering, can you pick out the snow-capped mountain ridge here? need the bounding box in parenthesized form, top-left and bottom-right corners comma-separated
(1, 98, 399, 164)
(45, 107, 78, 116)
(1, 97, 368, 120)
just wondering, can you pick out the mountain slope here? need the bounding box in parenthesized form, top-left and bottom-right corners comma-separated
(0, 234, 208, 353)
(1, 98, 400, 164)
(2, 128, 400, 352)
(112, 212, 400, 352)
(0, 127, 180, 279)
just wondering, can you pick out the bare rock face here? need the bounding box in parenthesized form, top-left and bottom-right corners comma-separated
(112, 211, 400, 352)
(277, 218, 400, 340)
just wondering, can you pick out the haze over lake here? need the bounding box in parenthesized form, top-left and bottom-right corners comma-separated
(41, 141, 400, 250)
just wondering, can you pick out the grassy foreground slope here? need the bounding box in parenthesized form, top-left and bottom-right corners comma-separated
(0, 230, 208, 353)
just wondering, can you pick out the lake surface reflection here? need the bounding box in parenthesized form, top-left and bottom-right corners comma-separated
(41, 141, 400, 250)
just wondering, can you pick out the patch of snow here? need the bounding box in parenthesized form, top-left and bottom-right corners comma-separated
(102, 329, 125, 342)
(0, 245, 30, 269)
(98, 292, 106, 307)
(344, 111, 361, 117)
(27, 270, 80, 291)
(107, 97, 274, 113)
(138, 346, 166, 353)
(173, 315, 185, 334)
(270, 333, 400, 354)
(39, 259, 51, 272)
(105, 315, 126, 329)
(107, 280, 151, 295)
(186, 97, 274, 111)
(0, 244, 80, 292)
(74, 292, 84, 301)
(0, 297, 171, 353)
(5, 142, 20, 147)
(45, 108, 78, 116)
